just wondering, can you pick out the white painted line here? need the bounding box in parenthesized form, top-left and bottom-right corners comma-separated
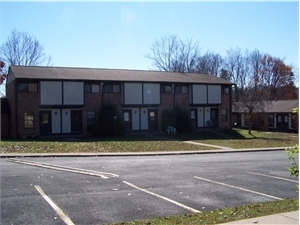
(194, 176, 283, 200)
(247, 171, 299, 183)
(35, 185, 75, 225)
(122, 181, 201, 213)
(10, 158, 119, 179)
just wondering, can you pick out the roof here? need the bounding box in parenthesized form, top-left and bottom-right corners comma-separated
(8, 65, 233, 85)
(233, 100, 299, 113)
(1, 97, 10, 113)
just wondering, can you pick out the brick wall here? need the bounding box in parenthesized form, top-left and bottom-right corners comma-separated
(17, 92, 39, 138)
(218, 93, 232, 129)
(6, 81, 16, 138)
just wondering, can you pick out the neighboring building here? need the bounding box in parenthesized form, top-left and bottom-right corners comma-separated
(1, 97, 10, 137)
(5, 66, 233, 138)
(232, 100, 299, 131)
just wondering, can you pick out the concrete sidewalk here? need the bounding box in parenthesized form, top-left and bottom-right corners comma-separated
(220, 210, 299, 224)
(0, 146, 288, 158)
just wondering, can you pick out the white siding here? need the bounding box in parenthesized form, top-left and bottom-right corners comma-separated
(143, 83, 160, 104)
(208, 85, 221, 104)
(124, 83, 142, 104)
(197, 107, 204, 127)
(205, 107, 210, 126)
(132, 108, 140, 130)
(51, 109, 61, 134)
(192, 85, 207, 104)
(63, 82, 84, 105)
(141, 108, 149, 130)
(40, 81, 62, 105)
(62, 109, 71, 133)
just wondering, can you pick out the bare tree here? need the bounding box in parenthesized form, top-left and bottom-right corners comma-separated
(146, 35, 199, 73)
(195, 51, 223, 76)
(1, 29, 51, 66)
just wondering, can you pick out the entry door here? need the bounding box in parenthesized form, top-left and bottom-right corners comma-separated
(71, 110, 82, 133)
(123, 110, 132, 131)
(210, 108, 218, 128)
(148, 109, 157, 131)
(277, 114, 289, 130)
(40, 111, 52, 135)
(190, 109, 197, 128)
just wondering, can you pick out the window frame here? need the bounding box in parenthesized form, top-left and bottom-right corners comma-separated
(160, 84, 172, 94)
(174, 85, 189, 94)
(18, 82, 38, 93)
(221, 109, 227, 121)
(24, 112, 34, 128)
(103, 83, 121, 93)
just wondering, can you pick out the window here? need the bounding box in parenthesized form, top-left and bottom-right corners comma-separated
(103, 84, 120, 93)
(18, 83, 37, 92)
(87, 112, 96, 126)
(161, 84, 172, 94)
(18, 83, 28, 92)
(222, 87, 230, 94)
(268, 114, 274, 127)
(24, 112, 34, 128)
(175, 85, 188, 94)
(221, 109, 227, 121)
(85, 84, 100, 93)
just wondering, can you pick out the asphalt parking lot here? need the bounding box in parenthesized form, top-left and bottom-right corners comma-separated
(1, 151, 298, 225)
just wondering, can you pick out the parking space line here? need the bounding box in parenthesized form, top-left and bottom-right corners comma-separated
(247, 171, 299, 183)
(194, 176, 283, 200)
(122, 181, 201, 213)
(10, 158, 119, 179)
(35, 185, 75, 225)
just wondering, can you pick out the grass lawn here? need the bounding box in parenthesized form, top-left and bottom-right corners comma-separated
(0, 129, 298, 154)
(110, 198, 298, 225)
(177, 129, 299, 149)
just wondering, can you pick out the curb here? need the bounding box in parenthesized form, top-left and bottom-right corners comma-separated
(0, 147, 288, 158)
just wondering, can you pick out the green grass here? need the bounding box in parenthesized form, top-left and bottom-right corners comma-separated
(110, 198, 299, 225)
(176, 129, 298, 149)
(0, 129, 298, 154)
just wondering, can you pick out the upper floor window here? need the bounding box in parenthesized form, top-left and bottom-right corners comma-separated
(222, 86, 230, 94)
(103, 84, 120, 93)
(18, 82, 37, 92)
(161, 84, 172, 94)
(85, 84, 100, 93)
(175, 85, 188, 94)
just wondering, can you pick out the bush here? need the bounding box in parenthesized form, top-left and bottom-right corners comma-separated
(161, 105, 192, 134)
(94, 102, 124, 136)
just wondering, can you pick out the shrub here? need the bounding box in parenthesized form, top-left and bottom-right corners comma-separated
(94, 102, 124, 136)
(161, 105, 192, 134)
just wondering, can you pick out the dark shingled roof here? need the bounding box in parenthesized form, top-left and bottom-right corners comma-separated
(233, 100, 299, 113)
(9, 66, 234, 85)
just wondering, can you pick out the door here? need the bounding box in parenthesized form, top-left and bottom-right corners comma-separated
(148, 109, 157, 131)
(123, 110, 132, 131)
(40, 111, 52, 135)
(210, 108, 218, 128)
(277, 114, 289, 130)
(190, 109, 197, 128)
(71, 110, 82, 133)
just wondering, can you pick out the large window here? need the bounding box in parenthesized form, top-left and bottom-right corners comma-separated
(24, 112, 34, 128)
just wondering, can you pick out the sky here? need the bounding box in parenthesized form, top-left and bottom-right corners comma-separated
(0, 1, 299, 72)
